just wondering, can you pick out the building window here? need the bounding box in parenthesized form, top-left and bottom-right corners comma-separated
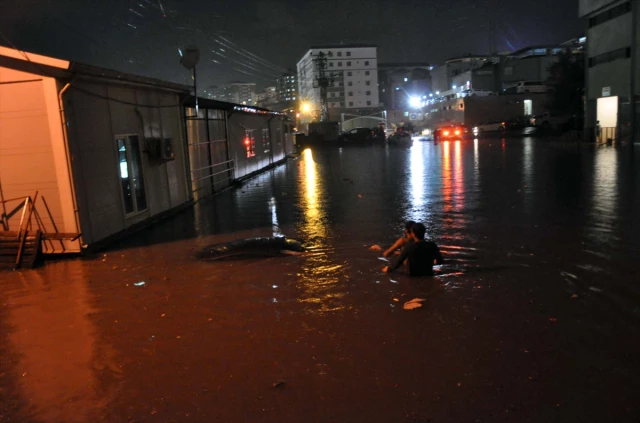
(382, 88, 385, 93)
(337, 52, 342, 57)
(366, 91, 371, 95)
(348, 91, 353, 96)
(346, 51, 351, 56)
(347, 61, 351, 66)
(348, 81, 353, 86)
(365, 71, 370, 76)
(404, 77, 408, 82)
(244, 130, 256, 158)
(589, 2, 631, 28)
(365, 81, 370, 86)
(349, 102, 353, 106)
(329, 62, 334, 67)
(338, 62, 342, 67)
(588, 46, 631, 67)
(367, 101, 371, 106)
(365, 61, 370, 66)
(116, 135, 147, 214)
(347, 71, 352, 76)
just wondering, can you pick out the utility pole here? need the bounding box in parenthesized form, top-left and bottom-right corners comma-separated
(313, 51, 334, 122)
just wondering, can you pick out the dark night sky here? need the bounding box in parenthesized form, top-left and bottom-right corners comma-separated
(0, 0, 583, 90)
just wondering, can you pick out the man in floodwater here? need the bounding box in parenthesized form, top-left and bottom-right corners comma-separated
(382, 221, 415, 258)
(382, 223, 444, 276)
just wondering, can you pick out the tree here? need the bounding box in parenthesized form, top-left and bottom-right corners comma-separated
(546, 53, 585, 116)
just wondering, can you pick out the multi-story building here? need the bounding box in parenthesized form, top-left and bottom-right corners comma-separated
(297, 44, 380, 119)
(431, 55, 491, 95)
(210, 82, 256, 105)
(256, 86, 278, 108)
(378, 63, 432, 109)
(277, 74, 298, 102)
(579, 0, 639, 140)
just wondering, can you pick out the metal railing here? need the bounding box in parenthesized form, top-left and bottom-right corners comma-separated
(190, 160, 235, 194)
(1, 191, 81, 254)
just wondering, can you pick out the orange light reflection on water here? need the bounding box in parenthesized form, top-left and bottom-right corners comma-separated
(297, 149, 346, 313)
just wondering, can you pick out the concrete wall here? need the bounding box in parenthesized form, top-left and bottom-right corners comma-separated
(0, 66, 79, 251)
(64, 80, 190, 246)
(579, 0, 621, 16)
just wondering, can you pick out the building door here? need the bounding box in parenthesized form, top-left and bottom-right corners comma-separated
(524, 99, 532, 116)
(597, 96, 618, 128)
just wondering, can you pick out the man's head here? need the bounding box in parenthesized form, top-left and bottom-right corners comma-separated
(404, 221, 416, 236)
(411, 223, 426, 241)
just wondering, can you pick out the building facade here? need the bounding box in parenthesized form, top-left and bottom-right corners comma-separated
(211, 82, 257, 105)
(378, 63, 432, 109)
(579, 0, 639, 141)
(297, 44, 380, 119)
(276, 74, 298, 102)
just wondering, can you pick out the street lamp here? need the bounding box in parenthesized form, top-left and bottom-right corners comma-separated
(409, 96, 421, 108)
(301, 102, 311, 113)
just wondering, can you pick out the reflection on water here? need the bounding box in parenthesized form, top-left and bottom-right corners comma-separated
(269, 197, 282, 236)
(523, 138, 534, 213)
(442, 141, 452, 213)
(408, 141, 426, 223)
(297, 148, 346, 313)
(590, 147, 619, 246)
(4, 263, 116, 422)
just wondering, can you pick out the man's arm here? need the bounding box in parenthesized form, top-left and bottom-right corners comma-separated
(385, 243, 413, 273)
(383, 237, 405, 258)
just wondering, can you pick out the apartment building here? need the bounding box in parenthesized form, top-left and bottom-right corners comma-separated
(297, 44, 380, 116)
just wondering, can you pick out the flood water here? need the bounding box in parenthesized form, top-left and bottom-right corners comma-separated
(1, 138, 639, 422)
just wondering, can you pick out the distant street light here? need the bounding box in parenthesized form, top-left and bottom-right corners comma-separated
(301, 102, 311, 113)
(409, 96, 421, 108)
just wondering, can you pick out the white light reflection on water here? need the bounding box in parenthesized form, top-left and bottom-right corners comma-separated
(269, 197, 282, 237)
(522, 138, 534, 214)
(589, 147, 618, 246)
(407, 141, 428, 222)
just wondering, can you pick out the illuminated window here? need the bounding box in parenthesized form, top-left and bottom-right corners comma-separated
(244, 130, 256, 158)
(116, 135, 147, 214)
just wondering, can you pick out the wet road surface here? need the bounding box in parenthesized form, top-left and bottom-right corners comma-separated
(1, 138, 639, 422)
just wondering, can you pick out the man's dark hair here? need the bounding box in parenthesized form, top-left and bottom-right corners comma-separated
(411, 223, 426, 240)
(404, 221, 416, 232)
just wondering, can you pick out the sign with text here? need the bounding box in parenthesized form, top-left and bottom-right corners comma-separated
(602, 87, 611, 97)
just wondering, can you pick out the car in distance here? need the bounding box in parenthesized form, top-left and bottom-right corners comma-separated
(433, 124, 470, 141)
(337, 127, 372, 143)
(473, 121, 505, 135)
